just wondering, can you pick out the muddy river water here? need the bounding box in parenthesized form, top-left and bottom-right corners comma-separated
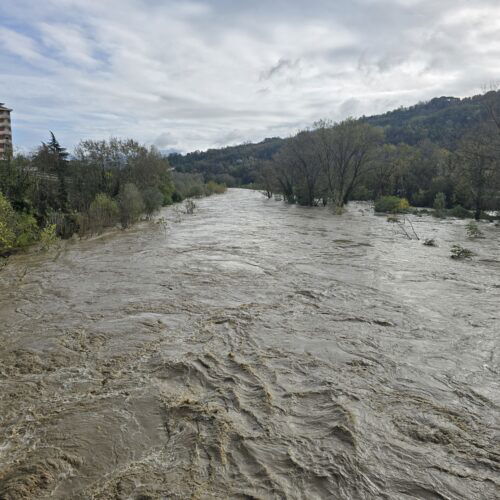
(0, 189, 499, 499)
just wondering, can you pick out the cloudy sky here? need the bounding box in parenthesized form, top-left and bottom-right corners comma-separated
(1, 0, 500, 153)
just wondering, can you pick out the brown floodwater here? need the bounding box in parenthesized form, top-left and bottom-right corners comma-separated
(0, 189, 499, 499)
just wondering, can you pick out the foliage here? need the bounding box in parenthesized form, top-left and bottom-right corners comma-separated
(205, 180, 227, 195)
(449, 205, 473, 219)
(450, 244, 475, 260)
(184, 199, 196, 214)
(2, 89, 500, 249)
(88, 193, 119, 234)
(0, 192, 39, 252)
(363, 93, 498, 149)
(457, 123, 500, 220)
(171, 172, 204, 200)
(0, 192, 16, 251)
(168, 137, 284, 186)
(375, 196, 410, 213)
(142, 187, 164, 218)
(433, 192, 446, 211)
(14, 213, 39, 247)
(39, 224, 59, 251)
(0, 133, 231, 251)
(466, 221, 483, 239)
(119, 183, 145, 228)
(423, 238, 437, 247)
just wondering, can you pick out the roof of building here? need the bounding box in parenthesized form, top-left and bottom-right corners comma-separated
(0, 103, 12, 111)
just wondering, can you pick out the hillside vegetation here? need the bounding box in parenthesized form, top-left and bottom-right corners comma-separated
(169, 90, 500, 215)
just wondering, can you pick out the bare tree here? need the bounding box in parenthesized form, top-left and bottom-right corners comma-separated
(317, 119, 383, 208)
(458, 123, 500, 219)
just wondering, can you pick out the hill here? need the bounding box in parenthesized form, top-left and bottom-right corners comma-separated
(362, 91, 499, 148)
(168, 90, 500, 186)
(168, 137, 284, 187)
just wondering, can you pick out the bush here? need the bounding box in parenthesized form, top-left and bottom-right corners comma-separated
(88, 193, 119, 234)
(14, 213, 39, 247)
(205, 181, 227, 195)
(172, 191, 183, 203)
(142, 187, 164, 218)
(172, 172, 205, 200)
(375, 196, 410, 213)
(0, 192, 39, 252)
(449, 205, 472, 219)
(46, 210, 79, 239)
(466, 221, 483, 239)
(433, 192, 446, 210)
(184, 199, 196, 214)
(119, 183, 145, 228)
(0, 193, 17, 252)
(39, 224, 59, 251)
(423, 238, 437, 247)
(450, 244, 474, 260)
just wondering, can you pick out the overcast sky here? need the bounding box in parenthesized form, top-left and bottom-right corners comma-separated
(1, 0, 500, 153)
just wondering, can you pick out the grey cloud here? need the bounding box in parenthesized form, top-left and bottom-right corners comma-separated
(260, 58, 300, 81)
(1, 0, 500, 152)
(154, 132, 178, 148)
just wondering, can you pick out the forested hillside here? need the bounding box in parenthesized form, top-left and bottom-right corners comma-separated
(169, 90, 500, 187)
(169, 90, 500, 217)
(363, 92, 497, 148)
(169, 137, 284, 188)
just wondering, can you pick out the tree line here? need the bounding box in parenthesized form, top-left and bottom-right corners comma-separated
(0, 134, 226, 255)
(255, 92, 500, 218)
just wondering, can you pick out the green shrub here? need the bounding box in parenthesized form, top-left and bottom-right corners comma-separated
(449, 205, 472, 219)
(119, 183, 144, 228)
(88, 193, 119, 234)
(205, 181, 227, 195)
(466, 221, 483, 239)
(172, 191, 183, 203)
(187, 184, 204, 198)
(375, 196, 410, 213)
(39, 224, 59, 251)
(433, 192, 447, 217)
(0, 193, 16, 252)
(433, 192, 446, 210)
(142, 187, 164, 218)
(450, 244, 474, 260)
(0, 192, 39, 252)
(14, 213, 39, 247)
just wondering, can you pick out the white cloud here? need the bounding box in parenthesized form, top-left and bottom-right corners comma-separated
(1, 0, 499, 152)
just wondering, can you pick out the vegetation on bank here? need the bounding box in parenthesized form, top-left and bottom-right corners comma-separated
(0, 135, 226, 256)
(169, 90, 500, 217)
(256, 93, 500, 214)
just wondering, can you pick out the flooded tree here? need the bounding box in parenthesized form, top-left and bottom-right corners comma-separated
(118, 183, 145, 228)
(458, 123, 500, 220)
(315, 119, 383, 208)
(269, 119, 383, 208)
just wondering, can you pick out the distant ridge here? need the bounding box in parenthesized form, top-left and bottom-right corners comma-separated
(168, 90, 500, 185)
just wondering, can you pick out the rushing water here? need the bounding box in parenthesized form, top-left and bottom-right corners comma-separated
(0, 189, 499, 499)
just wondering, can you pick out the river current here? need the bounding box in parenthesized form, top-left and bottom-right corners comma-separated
(0, 189, 499, 499)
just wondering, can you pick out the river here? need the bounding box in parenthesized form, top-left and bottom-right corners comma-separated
(0, 189, 499, 499)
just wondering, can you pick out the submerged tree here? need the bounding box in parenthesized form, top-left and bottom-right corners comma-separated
(458, 123, 500, 219)
(316, 119, 383, 207)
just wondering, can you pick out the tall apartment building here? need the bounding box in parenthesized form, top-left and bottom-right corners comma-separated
(0, 103, 13, 158)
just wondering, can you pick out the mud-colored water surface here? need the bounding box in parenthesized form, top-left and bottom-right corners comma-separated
(0, 189, 499, 499)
